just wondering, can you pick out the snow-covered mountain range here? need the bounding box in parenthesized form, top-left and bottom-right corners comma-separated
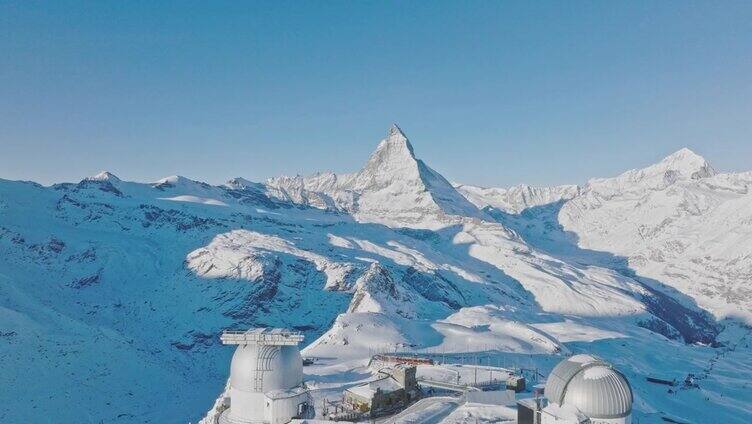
(465, 147, 752, 319)
(0, 125, 750, 423)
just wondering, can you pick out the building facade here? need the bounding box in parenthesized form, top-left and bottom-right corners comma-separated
(343, 365, 418, 415)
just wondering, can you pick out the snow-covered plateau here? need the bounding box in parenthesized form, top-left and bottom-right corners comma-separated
(0, 125, 750, 423)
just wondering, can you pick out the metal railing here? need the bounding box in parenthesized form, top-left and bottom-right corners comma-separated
(220, 328, 304, 346)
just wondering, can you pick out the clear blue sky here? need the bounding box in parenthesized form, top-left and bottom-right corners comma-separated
(1, 1, 750, 187)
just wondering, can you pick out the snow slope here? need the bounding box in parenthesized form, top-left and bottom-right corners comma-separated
(559, 150, 752, 320)
(454, 183, 581, 214)
(477, 148, 752, 321)
(0, 127, 749, 424)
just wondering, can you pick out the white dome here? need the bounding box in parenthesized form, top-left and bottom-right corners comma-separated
(230, 343, 303, 393)
(546, 355, 632, 419)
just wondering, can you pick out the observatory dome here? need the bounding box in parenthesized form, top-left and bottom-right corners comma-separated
(219, 328, 309, 424)
(230, 343, 303, 392)
(545, 354, 632, 419)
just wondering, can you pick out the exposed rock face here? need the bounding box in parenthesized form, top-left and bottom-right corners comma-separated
(347, 263, 413, 317)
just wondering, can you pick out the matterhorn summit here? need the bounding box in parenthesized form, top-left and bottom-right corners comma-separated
(350, 123, 418, 191)
(266, 124, 483, 228)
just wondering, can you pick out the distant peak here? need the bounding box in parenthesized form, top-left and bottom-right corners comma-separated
(659, 147, 716, 179)
(662, 147, 704, 162)
(152, 175, 212, 190)
(87, 171, 120, 182)
(154, 175, 184, 185)
(603, 147, 718, 187)
(227, 177, 252, 185)
(225, 177, 258, 190)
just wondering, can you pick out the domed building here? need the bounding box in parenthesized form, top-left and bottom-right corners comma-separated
(517, 354, 633, 424)
(218, 328, 311, 424)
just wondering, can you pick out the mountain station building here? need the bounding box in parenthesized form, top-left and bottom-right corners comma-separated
(344, 365, 419, 415)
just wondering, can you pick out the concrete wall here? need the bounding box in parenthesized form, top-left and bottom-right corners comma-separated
(588, 418, 630, 424)
(227, 389, 265, 423)
(517, 403, 536, 424)
(264, 391, 309, 424)
(392, 366, 417, 391)
(466, 390, 516, 406)
(371, 388, 408, 413)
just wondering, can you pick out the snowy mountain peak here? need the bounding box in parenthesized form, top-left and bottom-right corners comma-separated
(152, 175, 213, 191)
(225, 177, 256, 190)
(658, 148, 716, 180)
(264, 124, 482, 227)
(350, 125, 422, 190)
(665, 147, 702, 160)
(345, 125, 483, 226)
(86, 171, 121, 182)
(586, 147, 717, 191)
(154, 175, 183, 185)
(153, 175, 206, 186)
(368, 124, 416, 165)
(78, 170, 124, 196)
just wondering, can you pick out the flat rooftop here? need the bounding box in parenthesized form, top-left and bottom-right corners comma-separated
(221, 328, 305, 346)
(346, 375, 403, 400)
